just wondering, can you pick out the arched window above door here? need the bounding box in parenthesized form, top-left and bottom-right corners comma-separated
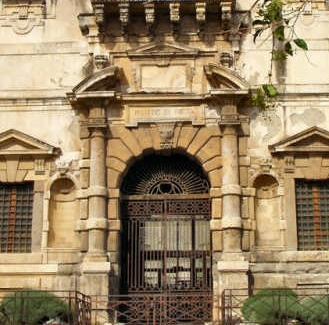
(121, 154, 210, 195)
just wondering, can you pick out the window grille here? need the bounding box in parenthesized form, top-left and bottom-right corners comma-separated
(296, 180, 329, 250)
(0, 183, 34, 253)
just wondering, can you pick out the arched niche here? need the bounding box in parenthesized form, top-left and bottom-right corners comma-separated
(254, 174, 281, 248)
(48, 178, 79, 249)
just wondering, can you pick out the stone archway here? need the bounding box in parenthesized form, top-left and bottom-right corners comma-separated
(118, 153, 213, 323)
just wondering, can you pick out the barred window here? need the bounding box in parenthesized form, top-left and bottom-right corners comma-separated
(296, 180, 329, 250)
(0, 183, 34, 253)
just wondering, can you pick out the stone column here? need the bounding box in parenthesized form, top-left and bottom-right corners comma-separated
(220, 102, 242, 254)
(80, 106, 110, 323)
(85, 106, 108, 261)
(221, 124, 242, 253)
(217, 101, 249, 303)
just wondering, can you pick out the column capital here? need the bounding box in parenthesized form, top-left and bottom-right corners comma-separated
(221, 184, 241, 196)
(218, 98, 241, 127)
(87, 117, 107, 131)
(87, 106, 107, 130)
(219, 115, 241, 127)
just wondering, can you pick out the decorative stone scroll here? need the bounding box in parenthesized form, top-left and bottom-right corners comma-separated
(0, 0, 56, 35)
(125, 106, 205, 127)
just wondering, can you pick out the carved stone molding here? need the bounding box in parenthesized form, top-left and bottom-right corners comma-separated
(144, 2, 155, 32)
(119, 2, 129, 34)
(269, 127, 329, 175)
(0, 0, 56, 35)
(220, 52, 234, 68)
(195, 2, 206, 23)
(0, 129, 60, 183)
(169, 2, 180, 32)
(157, 123, 176, 149)
(221, 1, 233, 28)
(94, 54, 109, 70)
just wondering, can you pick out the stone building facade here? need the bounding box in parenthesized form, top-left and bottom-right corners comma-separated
(0, 0, 329, 322)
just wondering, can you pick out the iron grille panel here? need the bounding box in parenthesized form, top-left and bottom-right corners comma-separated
(122, 200, 164, 217)
(296, 180, 329, 250)
(0, 183, 33, 253)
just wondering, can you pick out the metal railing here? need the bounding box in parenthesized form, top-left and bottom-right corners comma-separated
(222, 287, 329, 325)
(0, 289, 91, 325)
(92, 293, 221, 324)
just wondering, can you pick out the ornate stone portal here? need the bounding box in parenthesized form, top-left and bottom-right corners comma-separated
(68, 38, 250, 304)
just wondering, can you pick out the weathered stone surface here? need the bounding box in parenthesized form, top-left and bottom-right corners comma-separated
(0, 0, 328, 318)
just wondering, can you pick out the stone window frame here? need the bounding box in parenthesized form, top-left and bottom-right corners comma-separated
(269, 126, 329, 251)
(0, 129, 60, 253)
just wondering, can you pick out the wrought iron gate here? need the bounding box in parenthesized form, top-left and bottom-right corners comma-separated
(119, 197, 212, 323)
(121, 198, 212, 294)
(119, 154, 213, 323)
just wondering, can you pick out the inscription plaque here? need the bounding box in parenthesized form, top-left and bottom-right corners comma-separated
(125, 106, 205, 126)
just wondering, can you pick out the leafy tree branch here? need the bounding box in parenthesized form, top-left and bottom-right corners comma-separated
(251, 0, 309, 111)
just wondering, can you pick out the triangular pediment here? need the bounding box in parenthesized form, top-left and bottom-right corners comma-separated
(0, 129, 60, 156)
(269, 127, 329, 154)
(204, 63, 249, 90)
(127, 42, 199, 58)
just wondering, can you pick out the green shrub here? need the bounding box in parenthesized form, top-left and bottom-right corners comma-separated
(0, 290, 71, 325)
(299, 295, 329, 325)
(242, 289, 301, 324)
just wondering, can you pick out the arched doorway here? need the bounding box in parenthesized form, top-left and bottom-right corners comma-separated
(119, 153, 212, 322)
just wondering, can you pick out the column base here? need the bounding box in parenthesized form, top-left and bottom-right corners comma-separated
(83, 252, 108, 263)
(217, 260, 250, 295)
(221, 252, 245, 261)
(79, 268, 111, 323)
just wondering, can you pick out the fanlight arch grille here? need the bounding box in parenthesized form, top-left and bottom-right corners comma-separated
(121, 154, 210, 195)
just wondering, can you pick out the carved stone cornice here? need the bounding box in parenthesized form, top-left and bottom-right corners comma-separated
(87, 0, 236, 40)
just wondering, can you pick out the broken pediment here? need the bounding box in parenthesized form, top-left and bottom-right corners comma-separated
(269, 127, 329, 154)
(71, 66, 119, 95)
(0, 129, 60, 157)
(204, 63, 249, 91)
(127, 42, 199, 58)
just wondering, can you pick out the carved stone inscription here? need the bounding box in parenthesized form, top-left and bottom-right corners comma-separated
(125, 106, 205, 126)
